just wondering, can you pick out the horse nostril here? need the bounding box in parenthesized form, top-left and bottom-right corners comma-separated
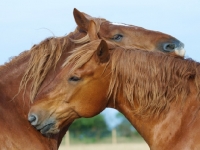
(163, 43, 176, 52)
(28, 114, 38, 126)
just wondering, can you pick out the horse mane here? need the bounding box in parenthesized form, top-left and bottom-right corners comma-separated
(62, 40, 101, 72)
(109, 48, 200, 116)
(17, 36, 73, 102)
(64, 41, 200, 117)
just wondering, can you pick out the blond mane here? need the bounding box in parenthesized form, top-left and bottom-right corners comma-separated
(64, 41, 200, 117)
(109, 48, 200, 116)
(62, 40, 101, 72)
(18, 36, 70, 102)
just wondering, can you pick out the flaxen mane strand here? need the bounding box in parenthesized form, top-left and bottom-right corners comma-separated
(109, 48, 200, 117)
(62, 40, 102, 73)
(19, 36, 69, 102)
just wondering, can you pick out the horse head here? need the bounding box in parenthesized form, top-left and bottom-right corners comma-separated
(28, 40, 111, 134)
(72, 8, 185, 56)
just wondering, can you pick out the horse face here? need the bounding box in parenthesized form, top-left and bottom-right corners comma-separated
(28, 40, 111, 134)
(73, 8, 185, 57)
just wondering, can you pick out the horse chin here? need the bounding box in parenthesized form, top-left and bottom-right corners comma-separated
(39, 123, 59, 135)
(42, 126, 60, 135)
(40, 120, 74, 135)
(31, 117, 58, 134)
(28, 113, 78, 135)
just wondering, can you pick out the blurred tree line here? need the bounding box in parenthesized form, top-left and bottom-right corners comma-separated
(69, 112, 140, 143)
(69, 114, 109, 139)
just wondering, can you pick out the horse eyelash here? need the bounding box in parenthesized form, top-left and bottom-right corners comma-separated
(68, 76, 81, 82)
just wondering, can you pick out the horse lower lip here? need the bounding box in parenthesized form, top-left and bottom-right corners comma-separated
(40, 123, 54, 134)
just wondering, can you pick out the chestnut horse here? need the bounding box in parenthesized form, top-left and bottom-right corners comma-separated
(1, 8, 184, 149)
(29, 40, 200, 150)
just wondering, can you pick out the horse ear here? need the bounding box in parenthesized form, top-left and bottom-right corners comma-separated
(96, 40, 110, 63)
(88, 20, 99, 40)
(73, 8, 92, 31)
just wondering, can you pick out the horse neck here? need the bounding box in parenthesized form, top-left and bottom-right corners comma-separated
(0, 55, 63, 150)
(108, 79, 200, 150)
(107, 93, 156, 144)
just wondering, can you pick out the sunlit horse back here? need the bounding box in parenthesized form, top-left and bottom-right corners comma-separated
(29, 40, 200, 149)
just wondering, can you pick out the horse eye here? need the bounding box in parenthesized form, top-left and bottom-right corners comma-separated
(68, 76, 80, 82)
(112, 34, 123, 41)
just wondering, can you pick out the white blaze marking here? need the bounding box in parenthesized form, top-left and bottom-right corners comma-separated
(110, 22, 130, 27)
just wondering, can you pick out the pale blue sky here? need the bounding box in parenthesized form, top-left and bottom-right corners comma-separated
(1, 0, 200, 128)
